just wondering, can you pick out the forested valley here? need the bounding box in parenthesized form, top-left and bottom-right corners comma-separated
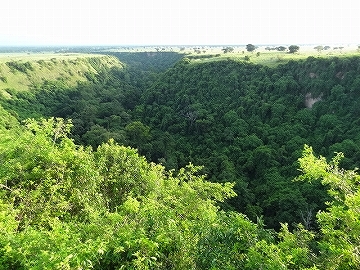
(1, 51, 360, 269)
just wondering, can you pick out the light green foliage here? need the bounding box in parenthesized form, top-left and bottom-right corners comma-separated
(1, 220, 107, 270)
(196, 211, 261, 269)
(95, 139, 162, 211)
(0, 104, 18, 130)
(0, 118, 250, 269)
(24, 117, 73, 144)
(297, 145, 328, 182)
(243, 222, 316, 269)
(276, 224, 316, 268)
(298, 145, 360, 269)
(1, 119, 360, 269)
(0, 118, 104, 228)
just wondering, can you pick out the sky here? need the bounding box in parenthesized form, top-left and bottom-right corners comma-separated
(0, 0, 359, 46)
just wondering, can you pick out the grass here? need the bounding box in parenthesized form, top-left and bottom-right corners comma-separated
(185, 45, 360, 67)
(0, 53, 122, 95)
(0, 52, 102, 63)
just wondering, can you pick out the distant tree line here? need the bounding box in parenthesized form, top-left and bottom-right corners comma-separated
(265, 45, 299, 53)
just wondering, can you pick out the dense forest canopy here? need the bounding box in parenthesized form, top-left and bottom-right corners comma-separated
(1, 48, 360, 269)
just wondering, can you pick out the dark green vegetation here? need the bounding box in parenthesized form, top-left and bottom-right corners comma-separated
(1, 50, 360, 269)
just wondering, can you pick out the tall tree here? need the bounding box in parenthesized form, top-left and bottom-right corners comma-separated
(288, 45, 300, 53)
(246, 44, 256, 52)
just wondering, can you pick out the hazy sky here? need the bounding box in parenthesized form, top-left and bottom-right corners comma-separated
(1, 0, 359, 46)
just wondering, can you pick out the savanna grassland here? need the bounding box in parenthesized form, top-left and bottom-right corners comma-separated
(1, 45, 360, 269)
(183, 44, 360, 66)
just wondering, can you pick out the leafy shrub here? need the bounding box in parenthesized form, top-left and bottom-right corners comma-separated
(6, 61, 34, 73)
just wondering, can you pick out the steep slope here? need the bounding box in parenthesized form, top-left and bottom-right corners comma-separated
(135, 56, 360, 228)
(0, 53, 127, 120)
(2, 51, 360, 230)
(0, 53, 122, 94)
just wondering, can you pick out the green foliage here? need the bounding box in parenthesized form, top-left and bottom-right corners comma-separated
(0, 104, 18, 130)
(298, 145, 360, 269)
(2, 53, 360, 268)
(0, 118, 104, 228)
(95, 139, 160, 211)
(0, 118, 248, 269)
(277, 46, 287, 51)
(246, 44, 256, 52)
(6, 61, 34, 74)
(196, 211, 261, 269)
(314, 45, 324, 53)
(222, 47, 234, 53)
(124, 121, 152, 154)
(288, 45, 300, 54)
(1, 119, 360, 268)
(3, 54, 360, 231)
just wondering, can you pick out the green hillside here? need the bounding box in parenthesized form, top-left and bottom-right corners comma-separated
(0, 53, 122, 94)
(1, 49, 360, 269)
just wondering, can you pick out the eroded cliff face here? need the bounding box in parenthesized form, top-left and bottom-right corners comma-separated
(304, 92, 322, 108)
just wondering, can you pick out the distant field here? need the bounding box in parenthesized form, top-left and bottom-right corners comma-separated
(185, 45, 360, 67)
(0, 52, 103, 62)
